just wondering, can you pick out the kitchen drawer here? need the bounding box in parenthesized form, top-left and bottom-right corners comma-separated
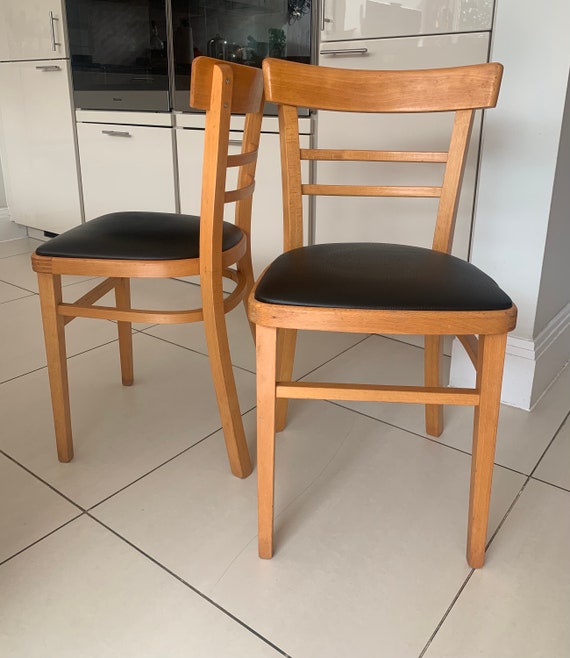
(77, 122, 177, 219)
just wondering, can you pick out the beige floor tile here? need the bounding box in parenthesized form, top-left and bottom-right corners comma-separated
(0, 454, 80, 563)
(0, 280, 118, 383)
(305, 335, 570, 474)
(423, 480, 570, 658)
(533, 414, 570, 490)
(0, 237, 42, 259)
(0, 251, 94, 292)
(0, 516, 283, 657)
(0, 280, 34, 303)
(0, 332, 256, 508)
(145, 302, 367, 376)
(94, 401, 524, 658)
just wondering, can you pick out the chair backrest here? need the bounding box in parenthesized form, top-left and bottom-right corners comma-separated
(262, 58, 502, 255)
(190, 56, 264, 272)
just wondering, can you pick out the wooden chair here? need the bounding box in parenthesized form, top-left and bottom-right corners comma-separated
(249, 58, 517, 566)
(31, 57, 264, 479)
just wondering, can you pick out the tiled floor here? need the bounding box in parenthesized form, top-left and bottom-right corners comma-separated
(1, 237, 569, 657)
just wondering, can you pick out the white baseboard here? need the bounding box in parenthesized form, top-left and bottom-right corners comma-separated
(450, 303, 570, 410)
(0, 207, 27, 241)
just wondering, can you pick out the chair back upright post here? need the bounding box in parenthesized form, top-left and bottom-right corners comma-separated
(190, 57, 264, 283)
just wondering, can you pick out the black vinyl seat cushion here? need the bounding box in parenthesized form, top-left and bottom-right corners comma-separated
(35, 211, 244, 261)
(254, 243, 513, 311)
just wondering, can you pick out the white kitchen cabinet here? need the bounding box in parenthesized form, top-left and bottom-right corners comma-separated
(76, 118, 177, 220)
(176, 116, 312, 276)
(0, 59, 82, 234)
(316, 32, 490, 260)
(0, 0, 68, 61)
(320, 0, 493, 42)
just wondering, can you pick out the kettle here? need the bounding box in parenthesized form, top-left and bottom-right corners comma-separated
(207, 34, 227, 60)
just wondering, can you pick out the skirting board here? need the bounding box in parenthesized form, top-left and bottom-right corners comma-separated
(0, 207, 27, 241)
(450, 303, 570, 410)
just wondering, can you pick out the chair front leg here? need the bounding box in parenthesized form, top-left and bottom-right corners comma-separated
(202, 276, 252, 479)
(425, 334, 444, 437)
(467, 332, 508, 568)
(115, 277, 134, 386)
(37, 273, 74, 462)
(275, 328, 297, 432)
(256, 324, 278, 558)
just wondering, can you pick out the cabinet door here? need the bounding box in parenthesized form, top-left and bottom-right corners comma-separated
(177, 128, 310, 277)
(0, 60, 82, 234)
(0, 0, 68, 61)
(320, 0, 493, 41)
(316, 32, 490, 259)
(77, 123, 177, 219)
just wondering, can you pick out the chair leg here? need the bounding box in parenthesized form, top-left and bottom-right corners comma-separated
(256, 324, 278, 559)
(37, 273, 74, 462)
(115, 277, 134, 386)
(467, 332, 507, 568)
(425, 335, 444, 437)
(275, 328, 297, 432)
(202, 278, 253, 479)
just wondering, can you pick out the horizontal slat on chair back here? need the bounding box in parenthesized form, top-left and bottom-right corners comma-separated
(191, 57, 264, 114)
(263, 58, 502, 113)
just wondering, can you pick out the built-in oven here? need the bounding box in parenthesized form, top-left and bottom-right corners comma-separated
(65, 0, 313, 113)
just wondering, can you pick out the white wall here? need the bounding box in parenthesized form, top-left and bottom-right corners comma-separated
(471, 0, 570, 339)
(451, 0, 570, 408)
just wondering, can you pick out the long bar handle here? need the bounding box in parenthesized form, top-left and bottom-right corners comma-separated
(49, 11, 61, 52)
(102, 130, 132, 138)
(36, 65, 62, 72)
(228, 139, 243, 146)
(320, 48, 369, 56)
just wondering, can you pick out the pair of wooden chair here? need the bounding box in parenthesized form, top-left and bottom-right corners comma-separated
(33, 56, 515, 568)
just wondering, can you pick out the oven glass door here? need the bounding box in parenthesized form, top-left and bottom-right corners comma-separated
(66, 0, 170, 111)
(171, 0, 312, 112)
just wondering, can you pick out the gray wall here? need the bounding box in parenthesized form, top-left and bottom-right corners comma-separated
(534, 70, 570, 334)
(0, 157, 6, 207)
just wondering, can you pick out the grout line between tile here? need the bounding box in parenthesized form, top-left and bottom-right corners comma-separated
(0, 449, 87, 512)
(87, 513, 293, 658)
(0, 513, 85, 568)
(417, 568, 476, 658)
(528, 476, 570, 493)
(324, 400, 529, 479)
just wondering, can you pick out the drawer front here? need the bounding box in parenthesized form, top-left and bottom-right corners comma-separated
(77, 122, 177, 219)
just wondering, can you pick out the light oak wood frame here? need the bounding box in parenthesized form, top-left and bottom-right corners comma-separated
(31, 57, 264, 479)
(249, 58, 517, 566)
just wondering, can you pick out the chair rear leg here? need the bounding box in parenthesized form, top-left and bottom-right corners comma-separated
(275, 328, 297, 432)
(202, 280, 252, 479)
(256, 324, 278, 558)
(467, 332, 507, 568)
(425, 335, 444, 436)
(37, 273, 74, 462)
(115, 277, 134, 386)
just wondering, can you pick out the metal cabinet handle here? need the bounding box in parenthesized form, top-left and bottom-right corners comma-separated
(36, 65, 62, 72)
(228, 139, 243, 146)
(49, 11, 61, 52)
(320, 48, 369, 56)
(320, 0, 332, 30)
(101, 130, 132, 138)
